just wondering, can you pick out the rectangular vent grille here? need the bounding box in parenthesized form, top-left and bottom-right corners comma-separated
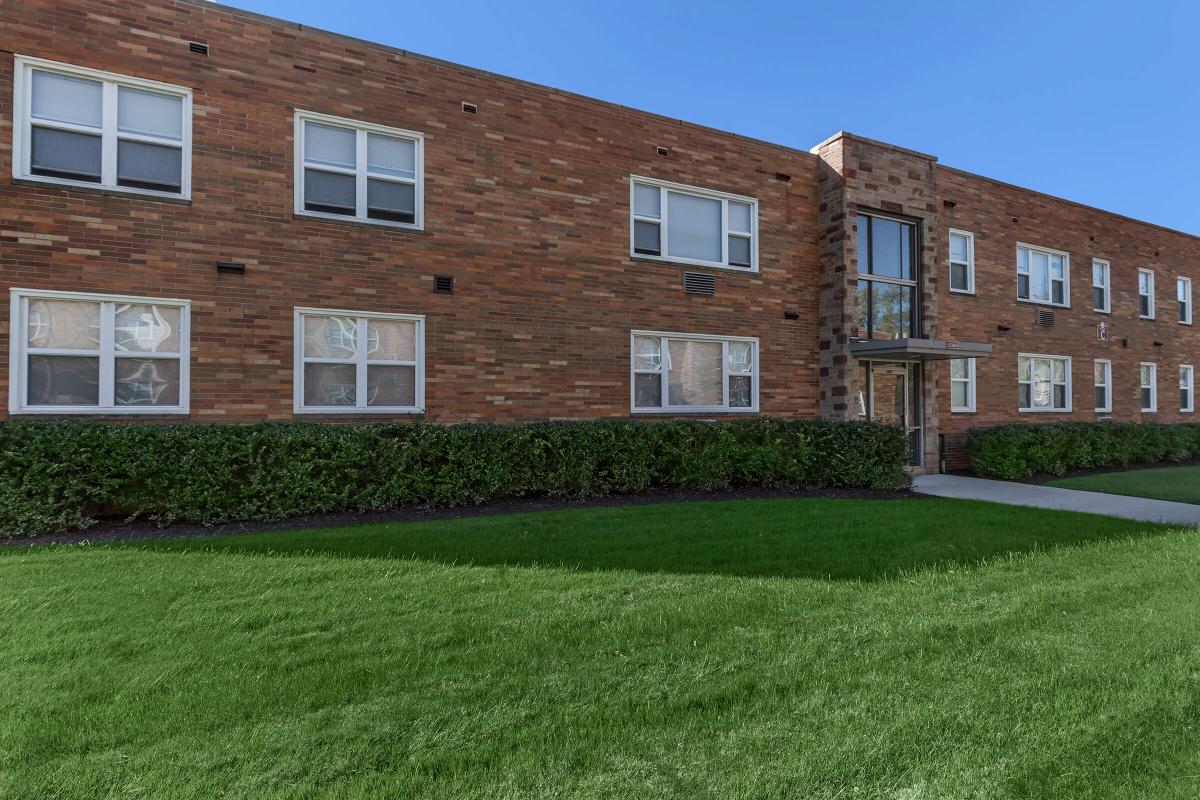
(461, 102, 478, 114)
(433, 275, 454, 295)
(187, 41, 209, 55)
(682, 272, 716, 295)
(1036, 309, 1055, 326)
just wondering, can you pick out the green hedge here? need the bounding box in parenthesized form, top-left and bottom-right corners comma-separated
(0, 419, 909, 536)
(966, 421, 1200, 480)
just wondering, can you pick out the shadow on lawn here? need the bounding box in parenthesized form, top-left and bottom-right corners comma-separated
(130, 497, 1173, 582)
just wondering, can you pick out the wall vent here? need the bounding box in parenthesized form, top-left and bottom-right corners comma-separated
(461, 102, 478, 114)
(188, 41, 209, 55)
(1036, 309, 1055, 326)
(682, 272, 716, 295)
(433, 275, 454, 295)
(656, 145, 669, 157)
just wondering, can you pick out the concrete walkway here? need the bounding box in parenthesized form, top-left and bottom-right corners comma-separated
(912, 474, 1200, 527)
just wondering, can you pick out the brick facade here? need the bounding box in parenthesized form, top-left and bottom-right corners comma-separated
(2, 0, 1198, 472)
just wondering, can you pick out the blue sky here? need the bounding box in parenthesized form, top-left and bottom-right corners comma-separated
(224, 0, 1200, 233)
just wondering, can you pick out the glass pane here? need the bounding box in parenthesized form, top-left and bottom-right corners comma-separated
(1095, 386, 1107, 410)
(1140, 272, 1151, 293)
(27, 355, 100, 406)
(304, 363, 356, 407)
(634, 373, 661, 408)
(1093, 263, 1105, 286)
(633, 221, 661, 254)
(304, 169, 356, 213)
(950, 359, 967, 380)
(117, 86, 183, 140)
(728, 375, 752, 408)
(729, 202, 752, 234)
(1094, 362, 1106, 384)
(1052, 281, 1064, 305)
(1050, 255, 1064, 279)
(856, 216, 869, 275)
(114, 358, 181, 406)
(1017, 247, 1028, 274)
(728, 235, 751, 267)
(114, 304, 181, 353)
(951, 382, 967, 408)
(367, 319, 416, 361)
(1017, 274, 1029, 299)
(117, 140, 182, 190)
(728, 341, 753, 373)
(1142, 388, 1153, 410)
(1182, 368, 1191, 389)
(666, 191, 721, 263)
(667, 339, 722, 406)
(1032, 359, 1052, 408)
(303, 315, 357, 359)
(367, 134, 415, 178)
(1093, 287, 1106, 310)
(1183, 389, 1190, 409)
(304, 122, 356, 168)
(1053, 385, 1067, 409)
(367, 365, 416, 407)
(951, 263, 968, 291)
(1053, 359, 1066, 383)
(869, 282, 913, 340)
(869, 217, 903, 279)
(31, 70, 102, 127)
(1140, 295, 1151, 316)
(1019, 384, 1032, 409)
(31, 127, 102, 181)
(366, 179, 415, 223)
(633, 336, 661, 370)
(1141, 364, 1152, 386)
(1180, 280, 1190, 302)
(27, 299, 101, 349)
(1030, 251, 1050, 301)
(949, 233, 968, 262)
(1018, 356, 1031, 381)
(633, 183, 661, 218)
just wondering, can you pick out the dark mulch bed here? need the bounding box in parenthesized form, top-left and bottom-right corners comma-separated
(2, 486, 925, 548)
(947, 458, 1200, 486)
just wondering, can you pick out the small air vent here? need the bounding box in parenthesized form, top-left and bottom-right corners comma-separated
(656, 145, 669, 157)
(215, 261, 245, 275)
(1036, 309, 1055, 326)
(461, 102, 478, 114)
(682, 272, 716, 295)
(433, 275, 454, 295)
(188, 41, 209, 56)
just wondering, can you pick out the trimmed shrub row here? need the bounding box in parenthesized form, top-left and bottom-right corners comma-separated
(966, 421, 1200, 480)
(0, 418, 909, 536)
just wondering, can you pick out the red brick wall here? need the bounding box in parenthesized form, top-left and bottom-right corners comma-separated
(0, 0, 821, 423)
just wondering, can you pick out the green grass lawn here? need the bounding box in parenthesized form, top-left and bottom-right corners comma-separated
(1048, 465, 1200, 504)
(3, 497, 1200, 799)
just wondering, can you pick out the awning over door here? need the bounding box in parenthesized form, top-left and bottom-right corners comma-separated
(850, 338, 992, 361)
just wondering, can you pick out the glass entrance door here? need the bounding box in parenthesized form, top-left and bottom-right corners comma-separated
(857, 361, 922, 466)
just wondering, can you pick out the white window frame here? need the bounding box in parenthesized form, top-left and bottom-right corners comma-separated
(1138, 268, 1155, 319)
(1178, 277, 1192, 325)
(629, 330, 759, 414)
(949, 357, 976, 413)
(628, 176, 759, 273)
(1140, 362, 1157, 412)
(1094, 359, 1112, 414)
(293, 110, 425, 230)
(9, 288, 190, 415)
(293, 307, 425, 414)
(1018, 353, 1072, 413)
(12, 55, 192, 200)
(948, 229, 975, 295)
(1182, 365, 1195, 413)
(1016, 242, 1070, 308)
(1092, 259, 1111, 314)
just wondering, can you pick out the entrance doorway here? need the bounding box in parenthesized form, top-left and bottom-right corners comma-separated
(857, 361, 922, 466)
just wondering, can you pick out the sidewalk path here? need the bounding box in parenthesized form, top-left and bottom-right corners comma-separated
(913, 474, 1200, 527)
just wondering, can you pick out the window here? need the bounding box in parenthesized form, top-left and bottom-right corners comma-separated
(294, 111, 424, 229)
(630, 177, 757, 271)
(855, 214, 919, 340)
(1178, 277, 1192, 324)
(1094, 359, 1112, 413)
(12, 56, 191, 198)
(948, 230, 974, 294)
(294, 308, 424, 413)
(631, 331, 758, 413)
(949, 358, 975, 412)
(1018, 354, 1071, 412)
(1138, 269, 1155, 318)
(1092, 260, 1110, 313)
(1017, 243, 1069, 306)
(1140, 362, 1157, 412)
(1182, 365, 1194, 412)
(9, 288, 189, 414)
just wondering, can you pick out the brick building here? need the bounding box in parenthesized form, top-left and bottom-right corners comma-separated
(2, 0, 1197, 471)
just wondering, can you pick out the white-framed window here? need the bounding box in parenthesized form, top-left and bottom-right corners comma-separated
(11, 56, 192, 199)
(949, 357, 975, 412)
(1016, 243, 1069, 307)
(1138, 269, 1155, 319)
(1140, 362, 1157, 412)
(9, 288, 189, 415)
(1181, 365, 1194, 412)
(1092, 259, 1110, 313)
(1094, 359, 1112, 413)
(631, 331, 758, 413)
(630, 176, 758, 272)
(294, 110, 424, 229)
(948, 230, 974, 294)
(294, 308, 424, 413)
(1018, 353, 1071, 412)
(1178, 277, 1192, 324)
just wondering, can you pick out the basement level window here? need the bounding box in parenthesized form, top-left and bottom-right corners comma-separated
(631, 331, 758, 413)
(1018, 354, 1071, 412)
(630, 176, 757, 272)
